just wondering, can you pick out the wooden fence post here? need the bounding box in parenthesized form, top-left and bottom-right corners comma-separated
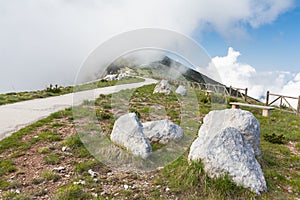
(297, 96, 300, 115)
(266, 91, 270, 106)
(244, 88, 248, 102)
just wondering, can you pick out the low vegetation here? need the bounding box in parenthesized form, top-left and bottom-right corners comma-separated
(0, 77, 143, 106)
(0, 82, 299, 199)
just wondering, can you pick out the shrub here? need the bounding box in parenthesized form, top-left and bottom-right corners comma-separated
(263, 133, 286, 144)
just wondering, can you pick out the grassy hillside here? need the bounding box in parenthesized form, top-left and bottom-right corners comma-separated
(0, 77, 143, 106)
(0, 83, 299, 199)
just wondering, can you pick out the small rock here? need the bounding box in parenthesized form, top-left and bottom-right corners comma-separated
(73, 180, 85, 185)
(124, 184, 129, 190)
(33, 136, 38, 139)
(165, 187, 171, 192)
(107, 172, 113, 176)
(91, 193, 98, 198)
(88, 169, 98, 178)
(52, 166, 66, 172)
(114, 193, 119, 197)
(100, 191, 106, 196)
(62, 146, 68, 152)
(93, 178, 98, 183)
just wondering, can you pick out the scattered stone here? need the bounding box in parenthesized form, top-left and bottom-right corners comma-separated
(52, 166, 66, 172)
(189, 126, 267, 194)
(124, 184, 129, 190)
(165, 187, 171, 192)
(107, 172, 113, 176)
(33, 136, 39, 139)
(61, 146, 68, 152)
(104, 74, 117, 81)
(153, 80, 172, 95)
(175, 85, 187, 96)
(91, 193, 98, 198)
(88, 169, 98, 178)
(93, 178, 98, 183)
(117, 73, 127, 81)
(110, 113, 152, 159)
(73, 180, 85, 185)
(143, 120, 184, 144)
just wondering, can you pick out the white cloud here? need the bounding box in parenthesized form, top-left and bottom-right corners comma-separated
(0, 0, 295, 93)
(210, 47, 299, 108)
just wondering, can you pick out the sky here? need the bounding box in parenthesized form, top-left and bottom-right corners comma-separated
(0, 0, 299, 106)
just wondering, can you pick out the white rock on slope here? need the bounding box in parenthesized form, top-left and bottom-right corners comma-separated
(189, 127, 267, 194)
(196, 109, 262, 157)
(175, 85, 187, 96)
(153, 80, 172, 95)
(142, 119, 184, 144)
(110, 113, 152, 159)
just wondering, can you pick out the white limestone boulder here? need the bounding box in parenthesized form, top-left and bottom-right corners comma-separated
(196, 109, 261, 157)
(110, 113, 152, 159)
(189, 127, 267, 194)
(142, 120, 184, 144)
(175, 85, 187, 96)
(153, 80, 172, 95)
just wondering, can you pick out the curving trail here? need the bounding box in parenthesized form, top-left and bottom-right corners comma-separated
(0, 78, 157, 140)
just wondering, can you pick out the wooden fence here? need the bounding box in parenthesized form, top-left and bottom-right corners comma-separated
(150, 75, 249, 101)
(266, 91, 300, 115)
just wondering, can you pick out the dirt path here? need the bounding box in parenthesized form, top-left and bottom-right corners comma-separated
(0, 78, 157, 141)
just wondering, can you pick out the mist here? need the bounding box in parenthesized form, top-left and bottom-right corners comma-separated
(0, 0, 295, 93)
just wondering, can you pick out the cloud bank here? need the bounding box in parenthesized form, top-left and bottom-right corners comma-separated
(210, 47, 300, 107)
(0, 0, 295, 93)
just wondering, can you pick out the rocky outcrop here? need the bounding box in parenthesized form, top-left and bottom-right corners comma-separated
(188, 109, 267, 194)
(110, 113, 152, 159)
(153, 80, 172, 95)
(189, 127, 267, 194)
(195, 109, 261, 157)
(142, 120, 184, 144)
(175, 85, 187, 96)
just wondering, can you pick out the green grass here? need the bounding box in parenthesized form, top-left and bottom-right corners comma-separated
(41, 170, 61, 182)
(0, 77, 144, 106)
(43, 153, 61, 165)
(62, 134, 92, 158)
(0, 81, 299, 199)
(0, 160, 16, 177)
(53, 184, 92, 200)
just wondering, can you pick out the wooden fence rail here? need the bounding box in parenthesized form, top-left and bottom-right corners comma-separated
(266, 91, 300, 115)
(149, 75, 248, 101)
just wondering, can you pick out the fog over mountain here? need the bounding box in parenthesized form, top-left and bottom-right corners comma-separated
(0, 0, 297, 102)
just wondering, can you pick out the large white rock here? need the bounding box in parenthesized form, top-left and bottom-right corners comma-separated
(175, 85, 187, 96)
(110, 113, 152, 159)
(196, 109, 261, 157)
(189, 127, 267, 194)
(142, 120, 184, 144)
(153, 80, 172, 95)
